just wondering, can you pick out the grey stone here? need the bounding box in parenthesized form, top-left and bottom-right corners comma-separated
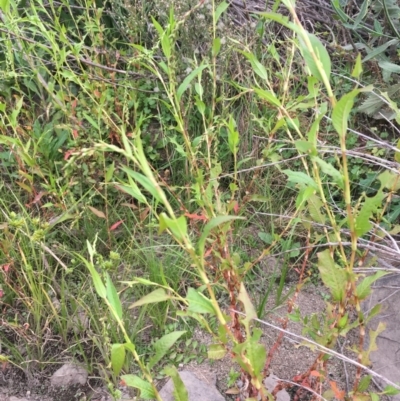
(264, 374, 290, 401)
(9, 397, 28, 401)
(362, 272, 400, 399)
(158, 370, 224, 401)
(50, 363, 88, 387)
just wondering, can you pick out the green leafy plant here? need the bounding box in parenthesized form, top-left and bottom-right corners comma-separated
(1, 0, 400, 400)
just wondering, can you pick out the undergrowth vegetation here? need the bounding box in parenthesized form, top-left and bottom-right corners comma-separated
(0, 0, 400, 400)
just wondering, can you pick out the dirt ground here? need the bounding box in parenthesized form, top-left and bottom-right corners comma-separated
(186, 283, 361, 399)
(0, 279, 380, 401)
(2, 246, 395, 401)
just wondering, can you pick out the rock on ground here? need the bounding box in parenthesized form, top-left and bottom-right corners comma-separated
(264, 374, 290, 401)
(363, 272, 400, 400)
(158, 370, 224, 401)
(50, 363, 88, 387)
(9, 397, 28, 401)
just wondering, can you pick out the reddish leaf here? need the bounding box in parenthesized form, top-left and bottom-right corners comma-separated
(0, 289, 3, 298)
(31, 191, 46, 205)
(233, 202, 239, 215)
(330, 381, 345, 400)
(2, 361, 8, 371)
(204, 247, 213, 257)
(110, 220, 124, 231)
(184, 212, 208, 221)
(2, 264, 10, 272)
(64, 149, 75, 160)
(310, 370, 322, 377)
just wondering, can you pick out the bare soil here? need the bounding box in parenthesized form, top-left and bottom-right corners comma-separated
(0, 259, 387, 401)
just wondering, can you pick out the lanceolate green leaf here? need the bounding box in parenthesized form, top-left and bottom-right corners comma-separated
(283, 169, 319, 190)
(307, 193, 326, 224)
(177, 65, 207, 101)
(111, 343, 126, 376)
(106, 273, 122, 320)
(160, 33, 171, 59)
(296, 186, 315, 210)
(395, 139, 400, 163)
(317, 250, 347, 302)
(0, 0, 10, 12)
(129, 288, 171, 309)
(240, 51, 269, 81)
(215, 1, 229, 23)
(355, 191, 386, 238)
(148, 331, 186, 370)
(159, 213, 188, 242)
(362, 38, 399, 62)
(79, 246, 106, 299)
(253, 88, 281, 107)
(258, 12, 299, 33)
(246, 340, 266, 378)
(227, 115, 239, 155)
(311, 156, 344, 189)
(121, 375, 156, 400)
(299, 32, 331, 83)
(151, 17, 164, 37)
(356, 271, 388, 300)
(207, 344, 226, 360)
(186, 288, 215, 315)
(198, 215, 244, 259)
(121, 167, 163, 203)
(116, 182, 147, 204)
(351, 53, 363, 78)
(332, 89, 360, 137)
(163, 366, 189, 401)
(238, 283, 257, 327)
(362, 322, 386, 366)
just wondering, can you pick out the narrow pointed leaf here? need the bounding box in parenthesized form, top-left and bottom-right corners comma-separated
(148, 331, 186, 369)
(215, 1, 229, 23)
(111, 343, 126, 376)
(299, 32, 331, 83)
(356, 271, 387, 300)
(121, 375, 156, 400)
(332, 89, 360, 136)
(177, 65, 207, 101)
(253, 87, 281, 107)
(121, 166, 162, 203)
(238, 283, 257, 326)
(283, 169, 319, 190)
(159, 213, 187, 242)
(106, 273, 122, 320)
(317, 250, 347, 302)
(311, 156, 344, 189)
(208, 344, 226, 360)
(186, 288, 215, 315)
(198, 215, 244, 258)
(129, 288, 171, 309)
(80, 250, 106, 299)
(355, 191, 386, 237)
(163, 366, 188, 401)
